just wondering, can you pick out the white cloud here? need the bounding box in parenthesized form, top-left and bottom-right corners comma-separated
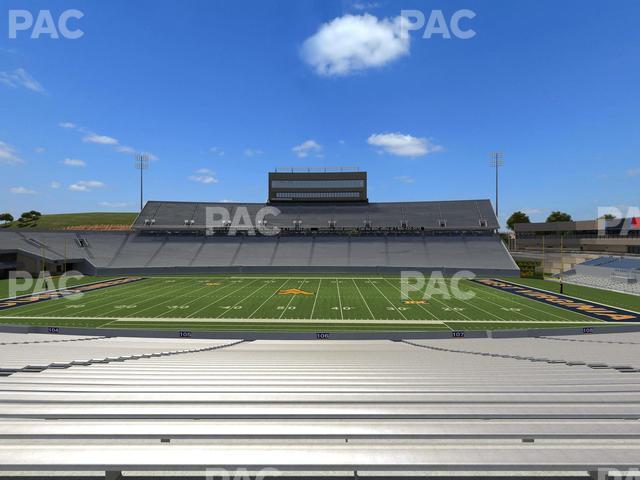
(244, 148, 263, 157)
(0, 68, 45, 94)
(367, 133, 443, 157)
(99, 201, 130, 208)
(627, 168, 639, 178)
(520, 208, 542, 215)
(50, 181, 61, 189)
(292, 139, 322, 158)
(69, 180, 105, 192)
(210, 147, 225, 156)
(62, 123, 157, 160)
(115, 145, 136, 155)
(352, 2, 382, 10)
(9, 186, 36, 194)
(189, 169, 218, 184)
(0, 140, 25, 165)
(302, 14, 409, 76)
(83, 133, 118, 145)
(395, 175, 414, 183)
(189, 175, 218, 184)
(34, 147, 45, 153)
(63, 158, 86, 167)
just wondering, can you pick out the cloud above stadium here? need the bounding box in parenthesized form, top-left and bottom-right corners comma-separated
(292, 140, 322, 158)
(394, 175, 415, 184)
(99, 201, 130, 208)
(189, 168, 218, 184)
(68, 180, 105, 192)
(0, 140, 25, 165)
(244, 148, 263, 157)
(9, 186, 36, 195)
(60, 122, 157, 160)
(0, 68, 45, 94)
(301, 14, 410, 76)
(63, 158, 86, 168)
(367, 133, 443, 158)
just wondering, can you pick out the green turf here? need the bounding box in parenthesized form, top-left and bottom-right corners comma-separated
(0, 276, 113, 300)
(500, 277, 640, 313)
(0, 212, 137, 230)
(0, 275, 629, 332)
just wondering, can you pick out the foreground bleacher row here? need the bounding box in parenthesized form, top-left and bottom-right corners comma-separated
(0, 231, 519, 275)
(1, 334, 640, 478)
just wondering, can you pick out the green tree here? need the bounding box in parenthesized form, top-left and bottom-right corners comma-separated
(0, 213, 14, 223)
(19, 211, 39, 222)
(506, 211, 531, 231)
(546, 211, 572, 223)
(598, 214, 616, 220)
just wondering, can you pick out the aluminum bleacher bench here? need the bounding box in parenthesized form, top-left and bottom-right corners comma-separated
(1, 335, 640, 478)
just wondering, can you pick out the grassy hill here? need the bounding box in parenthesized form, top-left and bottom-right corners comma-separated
(0, 212, 137, 231)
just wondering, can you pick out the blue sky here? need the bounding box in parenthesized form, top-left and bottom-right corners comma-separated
(0, 0, 639, 226)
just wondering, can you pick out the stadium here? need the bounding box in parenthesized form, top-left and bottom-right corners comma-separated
(2, 1, 640, 478)
(1, 168, 640, 479)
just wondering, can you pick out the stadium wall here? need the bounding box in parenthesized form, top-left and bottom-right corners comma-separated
(0, 231, 520, 277)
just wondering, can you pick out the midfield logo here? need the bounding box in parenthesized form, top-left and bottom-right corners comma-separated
(278, 288, 314, 296)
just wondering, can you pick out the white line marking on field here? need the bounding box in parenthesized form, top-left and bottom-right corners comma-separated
(278, 279, 307, 319)
(352, 279, 375, 320)
(368, 280, 408, 321)
(186, 279, 260, 318)
(215, 279, 273, 319)
(335, 278, 344, 321)
(248, 278, 291, 319)
(381, 278, 438, 321)
(310, 278, 321, 320)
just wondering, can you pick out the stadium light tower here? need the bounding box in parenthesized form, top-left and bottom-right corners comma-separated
(134, 153, 150, 212)
(489, 152, 504, 218)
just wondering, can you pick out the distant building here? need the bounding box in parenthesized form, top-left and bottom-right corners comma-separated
(514, 218, 640, 254)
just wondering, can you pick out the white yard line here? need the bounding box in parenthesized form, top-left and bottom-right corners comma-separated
(499, 279, 640, 314)
(335, 278, 344, 321)
(14, 279, 162, 318)
(96, 317, 611, 325)
(1, 315, 621, 325)
(248, 278, 291, 318)
(186, 279, 260, 318)
(380, 278, 438, 321)
(368, 280, 408, 321)
(464, 281, 576, 323)
(310, 278, 321, 320)
(153, 280, 240, 318)
(214, 280, 274, 319)
(278, 279, 307, 320)
(352, 279, 375, 320)
(125, 281, 212, 318)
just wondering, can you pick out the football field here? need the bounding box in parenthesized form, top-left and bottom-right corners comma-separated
(1, 275, 638, 332)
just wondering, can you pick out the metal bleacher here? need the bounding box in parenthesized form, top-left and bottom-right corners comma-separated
(569, 255, 640, 295)
(132, 199, 500, 231)
(0, 231, 520, 276)
(1, 334, 640, 478)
